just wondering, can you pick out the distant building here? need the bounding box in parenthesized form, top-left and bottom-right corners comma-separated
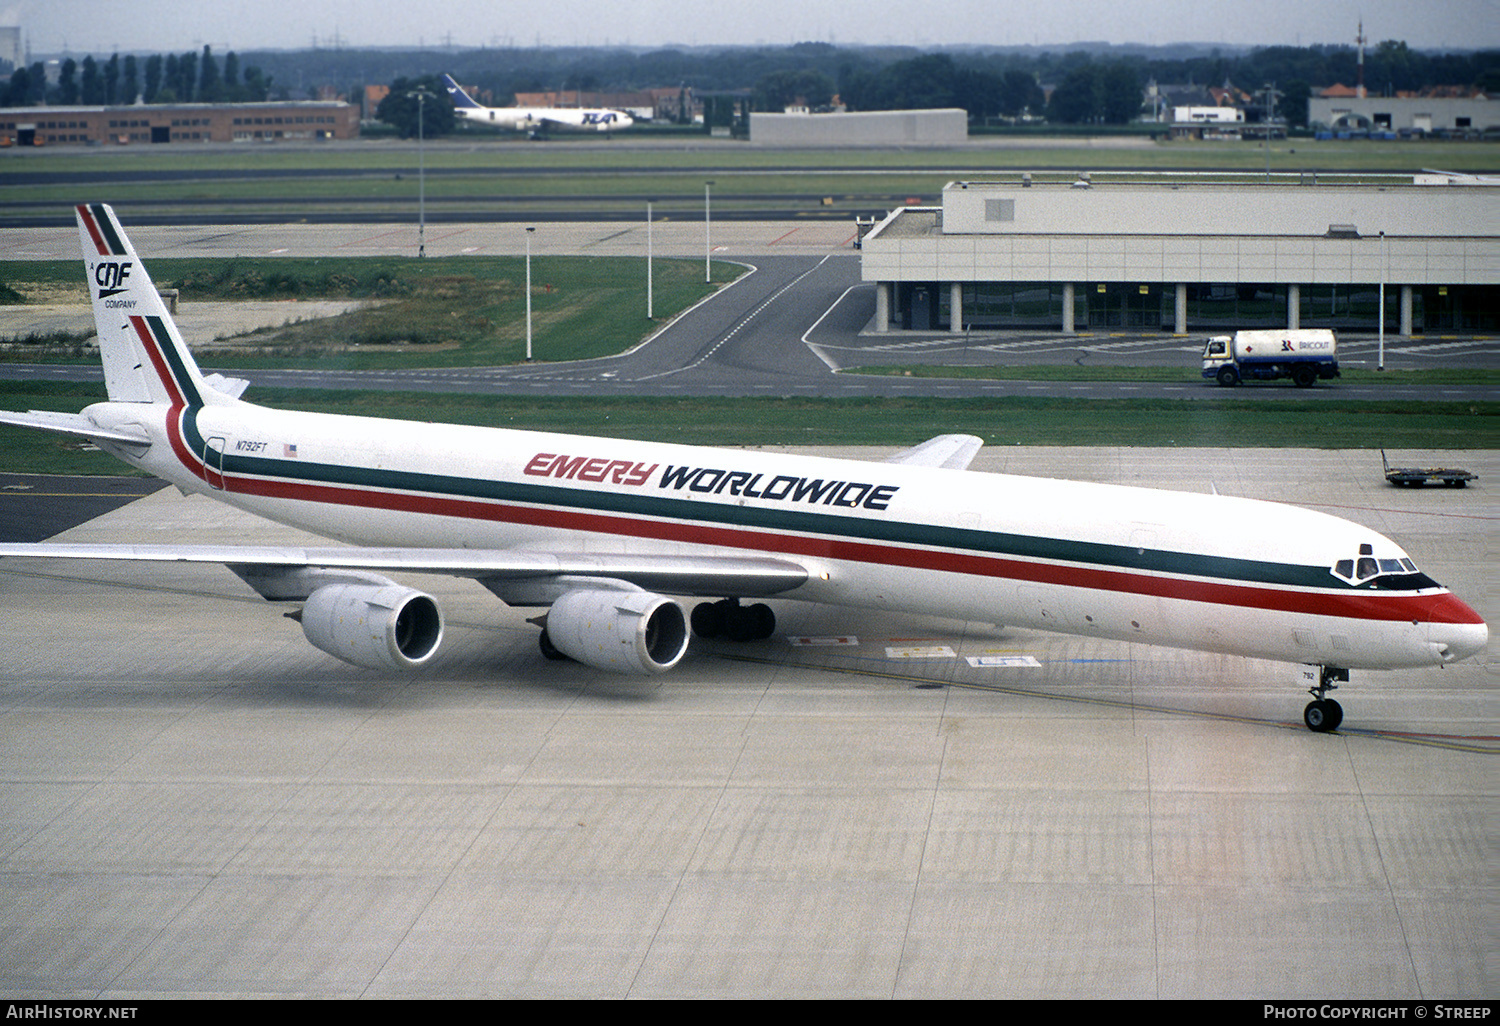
(1207, 82, 1253, 109)
(1146, 79, 1247, 122)
(0, 26, 21, 70)
(363, 84, 389, 120)
(1308, 88, 1495, 136)
(1169, 105, 1244, 140)
(749, 109, 968, 147)
(860, 172, 1499, 335)
(0, 100, 359, 146)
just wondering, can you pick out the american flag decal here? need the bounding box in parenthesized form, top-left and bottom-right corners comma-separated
(283, 443, 298, 458)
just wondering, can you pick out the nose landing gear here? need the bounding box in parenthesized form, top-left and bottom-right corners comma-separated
(1303, 665, 1348, 732)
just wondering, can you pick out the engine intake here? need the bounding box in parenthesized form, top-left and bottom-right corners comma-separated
(545, 589, 689, 675)
(299, 584, 443, 670)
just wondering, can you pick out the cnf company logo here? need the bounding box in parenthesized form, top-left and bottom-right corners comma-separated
(94, 261, 134, 297)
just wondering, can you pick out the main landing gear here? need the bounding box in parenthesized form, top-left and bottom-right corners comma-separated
(1303, 665, 1348, 732)
(691, 598, 776, 642)
(536, 597, 776, 664)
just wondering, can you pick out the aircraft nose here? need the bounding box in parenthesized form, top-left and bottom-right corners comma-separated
(1432, 620, 1488, 663)
(1426, 593, 1488, 663)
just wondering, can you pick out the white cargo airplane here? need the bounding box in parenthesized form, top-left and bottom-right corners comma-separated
(0, 205, 1487, 732)
(442, 75, 633, 134)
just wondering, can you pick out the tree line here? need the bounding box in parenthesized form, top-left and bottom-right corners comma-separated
(823, 45, 1495, 125)
(433, 40, 1494, 125)
(6, 38, 1494, 126)
(3, 46, 273, 108)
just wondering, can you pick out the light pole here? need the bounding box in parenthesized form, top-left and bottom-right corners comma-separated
(525, 226, 535, 361)
(704, 180, 714, 284)
(1378, 230, 1386, 371)
(407, 87, 433, 258)
(646, 200, 654, 320)
(1257, 81, 1282, 183)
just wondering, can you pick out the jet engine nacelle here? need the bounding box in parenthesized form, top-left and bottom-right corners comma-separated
(545, 589, 689, 675)
(300, 584, 443, 671)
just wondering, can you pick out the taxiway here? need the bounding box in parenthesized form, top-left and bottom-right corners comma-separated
(0, 447, 1492, 998)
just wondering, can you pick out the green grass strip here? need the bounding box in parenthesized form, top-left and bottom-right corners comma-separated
(0, 255, 737, 369)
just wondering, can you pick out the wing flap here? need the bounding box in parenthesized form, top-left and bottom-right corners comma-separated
(0, 544, 809, 602)
(885, 433, 984, 470)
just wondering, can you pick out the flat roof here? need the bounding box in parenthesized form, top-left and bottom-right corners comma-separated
(0, 100, 354, 116)
(869, 208, 941, 238)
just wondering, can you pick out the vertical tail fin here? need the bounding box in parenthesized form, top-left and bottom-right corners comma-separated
(442, 74, 482, 110)
(76, 203, 220, 408)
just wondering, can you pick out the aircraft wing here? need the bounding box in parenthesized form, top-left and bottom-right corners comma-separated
(0, 409, 152, 448)
(0, 543, 809, 603)
(885, 433, 984, 470)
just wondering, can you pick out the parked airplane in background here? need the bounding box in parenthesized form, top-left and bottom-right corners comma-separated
(442, 74, 634, 135)
(0, 206, 1487, 731)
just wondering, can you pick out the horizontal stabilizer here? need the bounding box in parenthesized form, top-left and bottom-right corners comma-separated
(203, 373, 251, 400)
(0, 409, 151, 447)
(885, 433, 984, 470)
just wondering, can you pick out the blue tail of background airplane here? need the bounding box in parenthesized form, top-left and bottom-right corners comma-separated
(442, 75, 482, 109)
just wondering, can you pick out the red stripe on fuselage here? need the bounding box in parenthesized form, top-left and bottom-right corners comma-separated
(130, 316, 213, 488)
(164, 404, 210, 486)
(213, 468, 1482, 627)
(129, 317, 213, 487)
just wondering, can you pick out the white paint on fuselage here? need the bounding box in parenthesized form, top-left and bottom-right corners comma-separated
(454, 105, 633, 132)
(90, 398, 1479, 673)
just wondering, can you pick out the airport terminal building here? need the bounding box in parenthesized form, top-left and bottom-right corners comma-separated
(859, 172, 1499, 335)
(0, 100, 359, 146)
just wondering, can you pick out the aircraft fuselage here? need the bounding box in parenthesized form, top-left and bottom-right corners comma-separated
(87, 395, 1485, 673)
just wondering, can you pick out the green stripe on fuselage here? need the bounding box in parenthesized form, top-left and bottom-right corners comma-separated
(193, 411, 1329, 592)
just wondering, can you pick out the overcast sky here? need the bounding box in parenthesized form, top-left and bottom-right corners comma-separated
(17, 0, 1500, 55)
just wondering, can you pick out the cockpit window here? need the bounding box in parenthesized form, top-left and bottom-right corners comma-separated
(1330, 552, 1435, 589)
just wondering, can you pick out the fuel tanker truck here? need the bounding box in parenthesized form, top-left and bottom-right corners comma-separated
(1202, 328, 1339, 387)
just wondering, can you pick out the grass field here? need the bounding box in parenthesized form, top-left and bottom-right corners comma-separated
(0, 255, 738, 368)
(7, 137, 1498, 175)
(5, 136, 1497, 222)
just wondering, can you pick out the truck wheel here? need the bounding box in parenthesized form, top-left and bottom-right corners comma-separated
(1292, 365, 1317, 388)
(1216, 366, 1239, 387)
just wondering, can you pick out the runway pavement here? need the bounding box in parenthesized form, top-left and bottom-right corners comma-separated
(0, 447, 1492, 998)
(0, 219, 863, 261)
(0, 474, 166, 543)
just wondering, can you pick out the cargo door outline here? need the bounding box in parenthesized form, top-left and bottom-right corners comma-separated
(204, 435, 227, 490)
